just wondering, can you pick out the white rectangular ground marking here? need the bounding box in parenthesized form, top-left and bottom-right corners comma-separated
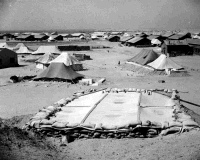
(140, 107, 174, 124)
(53, 91, 106, 124)
(84, 92, 140, 128)
(140, 92, 175, 124)
(140, 92, 174, 107)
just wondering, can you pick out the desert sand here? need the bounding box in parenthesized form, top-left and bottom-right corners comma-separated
(0, 41, 200, 160)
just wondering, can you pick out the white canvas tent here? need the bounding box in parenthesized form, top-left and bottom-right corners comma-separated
(35, 52, 57, 69)
(12, 43, 27, 51)
(16, 46, 32, 54)
(147, 54, 183, 70)
(32, 45, 61, 55)
(151, 39, 161, 45)
(49, 52, 83, 71)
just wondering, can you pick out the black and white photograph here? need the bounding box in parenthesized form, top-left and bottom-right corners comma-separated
(0, 0, 200, 159)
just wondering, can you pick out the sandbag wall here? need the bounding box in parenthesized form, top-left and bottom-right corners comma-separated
(24, 88, 199, 142)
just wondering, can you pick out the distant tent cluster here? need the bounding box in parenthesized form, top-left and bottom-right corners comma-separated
(126, 49, 185, 75)
(0, 42, 84, 82)
(34, 52, 84, 82)
(0, 42, 62, 55)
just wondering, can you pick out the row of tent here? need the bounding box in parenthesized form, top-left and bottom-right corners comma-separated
(127, 49, 183, 70)
(0, 42, 61, 55)
(0, 42, 84, 81)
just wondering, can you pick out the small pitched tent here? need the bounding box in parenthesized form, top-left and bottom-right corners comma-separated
(32, 45, 61, 55)
(147, 54, 183, 70)
(126, 37, 151, 47)
(127, 49, 159, 65)
(0, 48, 18, 68)
(34, 62, 83, 82)
(13, 43, 27, 51)
(151, 39, 161, 45)
(16, 46, 32, 54)
(35, 52, 57, 69)
(49, 52, 83, 71)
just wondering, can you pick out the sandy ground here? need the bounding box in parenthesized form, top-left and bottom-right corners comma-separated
(0, 41, 200, 159)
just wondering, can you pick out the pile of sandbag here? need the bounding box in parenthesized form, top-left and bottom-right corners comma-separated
(24, 96, 76, 130)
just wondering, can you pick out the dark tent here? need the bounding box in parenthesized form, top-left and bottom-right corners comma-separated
(34, 62, 83, 81)
(127, 49, 159, 65)
(0, 48, 18, 68)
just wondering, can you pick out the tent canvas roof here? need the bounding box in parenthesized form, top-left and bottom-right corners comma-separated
(148, 35, 160, 40)
(147, 54, 183, 70)
(162, 32, 174, 38)
(35, 52, 57, 64)
(16, 46, 32, 54)
(32, 45, 61, 55)
(34, 62, 83, 80)
(127, 37, 143, 44)
(16, 35, 31, 39)
(0, 48, 17, 56)
(49, 52, 81, 66)
(120, 36, 134, 42)
(151, 39, 161, 45)
(127, 49, 159, 65)
(13, 43, 27, 50)
(34, 35, 48, 39)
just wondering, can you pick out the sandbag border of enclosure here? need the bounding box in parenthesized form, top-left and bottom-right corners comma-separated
(23, 88, 200, 142)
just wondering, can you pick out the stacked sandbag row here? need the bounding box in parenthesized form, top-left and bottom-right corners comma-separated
(160, 109, 199, 136)
(101, 87, 176, 95)
(63, 127, 160, 142)
(73, 88, 102, 96)
(24, 87, 199, 142)
(24, 88, 102, 132)
(39, 122, 161, 141)
(24, 96, 77, 131)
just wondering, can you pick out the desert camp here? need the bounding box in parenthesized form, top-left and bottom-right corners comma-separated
(0, 0, 200, 160)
